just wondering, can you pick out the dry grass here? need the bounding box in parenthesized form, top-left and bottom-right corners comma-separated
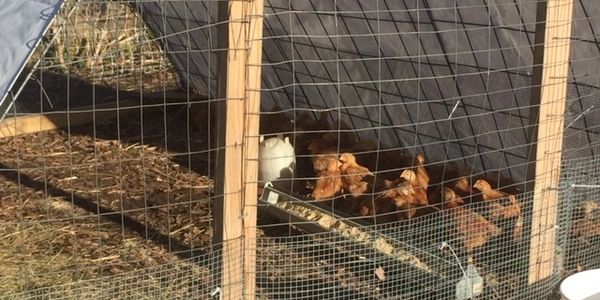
(31, 1, 179, 92)
(0, 2, 219, 296)
(0, 105, 216, 296)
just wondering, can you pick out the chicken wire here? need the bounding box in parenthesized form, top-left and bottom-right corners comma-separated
(1, 0, 228, 298)
(563, 157, 600, 275)
(254, 192, 570, 300)
(250, 156, 577, 299)
(1, 0, 600, 299)
(246, 0, 595, 299)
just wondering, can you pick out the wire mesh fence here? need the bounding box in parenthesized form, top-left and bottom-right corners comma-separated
(250, 0, 598, 299)
(563, 157, 600, 275)
(5, 249, 222, 300)
(1, 0, 226, 298)
(0, 0, 599, 299)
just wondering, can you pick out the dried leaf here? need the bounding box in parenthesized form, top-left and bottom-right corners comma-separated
(375, 267, 385, 281)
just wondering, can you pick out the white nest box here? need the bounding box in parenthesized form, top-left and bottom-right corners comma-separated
(258, 135, 295, 188)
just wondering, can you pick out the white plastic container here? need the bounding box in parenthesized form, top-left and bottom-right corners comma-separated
(258, 135, 295, 189)
(560, 269, 600, 300)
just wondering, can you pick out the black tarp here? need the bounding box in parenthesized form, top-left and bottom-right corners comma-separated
(136, 0, 600, 182)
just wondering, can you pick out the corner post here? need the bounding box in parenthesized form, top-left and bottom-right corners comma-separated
(527, 0, 574, 284)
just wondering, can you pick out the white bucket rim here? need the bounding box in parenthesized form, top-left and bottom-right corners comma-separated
(560, 269, 600, 300)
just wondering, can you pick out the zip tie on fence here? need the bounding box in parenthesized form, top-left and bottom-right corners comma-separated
(210, 287, 222, 298)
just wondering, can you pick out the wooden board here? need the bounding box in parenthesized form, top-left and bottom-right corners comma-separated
(217, 0, 251, 298)
(0, 99, 138, 138)
(527, 0, 574, 284)
(0, 90, 207, 138)
(242, 0, 264, 298)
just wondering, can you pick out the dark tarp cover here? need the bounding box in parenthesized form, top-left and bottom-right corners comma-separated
(54, 1, 600, 182)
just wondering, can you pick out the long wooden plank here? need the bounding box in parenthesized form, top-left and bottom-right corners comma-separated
(242, 0, 264, 298)
(0, 90, 207, 138)
(0, 99, 139, 138)
(527, 0, 574, 284)
(219, 0, 248, 298)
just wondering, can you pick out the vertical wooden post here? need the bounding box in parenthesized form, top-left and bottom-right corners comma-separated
(215, 0, 262, 298)
(243, 0, 264, 298)
(217, 0, 248, 298)
(527, 0, 574, 284)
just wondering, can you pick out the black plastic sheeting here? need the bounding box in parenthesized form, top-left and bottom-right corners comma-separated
(135, 0, 600, 183)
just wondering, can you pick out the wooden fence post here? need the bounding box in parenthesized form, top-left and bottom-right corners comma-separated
(527, 0, 574, 284)
(215, 0, 262, 298)
(243, 0, 264, 298)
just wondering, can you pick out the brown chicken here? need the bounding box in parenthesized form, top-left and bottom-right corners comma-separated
(473, 179, 523, 241)
(582, 200, 600, 220)
(448, 176, 482, 204)
(339, 153, 373, 197)
(484, 172, 523, 195)
(430, 185, 465, 209)
(311, 156, 343, 200)
(400, 170, 429, 206)
(345, 139, 378, 169)
(572, 200, 600, 237)
(445, 188, 502, 252)
(376, 177, 419, 219)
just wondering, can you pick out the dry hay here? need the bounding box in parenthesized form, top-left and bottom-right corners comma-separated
(274, 201, 431, 273)
(3, 246, 216, 300)
(31, 1, 179, 92)
(0, 109, 214, 295)
(0, 1, 213, 293)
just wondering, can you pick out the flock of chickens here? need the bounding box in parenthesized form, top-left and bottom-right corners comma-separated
(261, 107, 526, 253)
